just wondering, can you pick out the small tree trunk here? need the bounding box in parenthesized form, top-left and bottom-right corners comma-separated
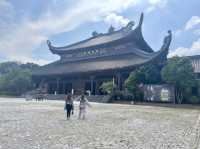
(176, 88, 183, 104)
(175, 87, 182, 104)
(175, 88, 178, 104)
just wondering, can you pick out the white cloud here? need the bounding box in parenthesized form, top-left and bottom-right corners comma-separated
(104, 13, 130, 29)
(174, 29, 182, 37)
(168, 38, 200, 57)
(0, 0, 14, 19)
(171, 16, 200, 58)
(185, 16, 200, 30)
(0, 0, 169, 65)
(174, 16, 200, 41)
(0, 0, 15, 33)
(146, 0, 168, 13)
(192, 38, 200, 49)
(194, 29, 200, 35)
(0, 0, 142, 65)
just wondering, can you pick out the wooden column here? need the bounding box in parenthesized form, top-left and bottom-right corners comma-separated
(73, 79, 84, 95)
(116, 73, 122, 90)
(62, 82, 65, 94)
(56, 78, 60, 94)
(95, 80, 100, 95)
(39, 78, 45, 89)
(44, 83, 49, 94)
(90, 76, 95, 95)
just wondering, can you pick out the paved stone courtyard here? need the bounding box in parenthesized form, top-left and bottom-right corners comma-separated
(0, 98, 200, 149)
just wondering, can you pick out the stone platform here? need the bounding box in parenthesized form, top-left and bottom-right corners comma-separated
(0, 98, 200, 149)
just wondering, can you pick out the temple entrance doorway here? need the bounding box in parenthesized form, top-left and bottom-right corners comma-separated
(48, 83, 57, 94)
(84, 81, 96, 95)
(64, 83, 72, 94)
(85, 82, 91, 95)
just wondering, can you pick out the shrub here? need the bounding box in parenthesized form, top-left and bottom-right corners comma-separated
(100, 81, 116, 94)
(161, 57, 196, 104)
(0, 69, 33, 95)
(108, 90, 134, 102)
(189, 96, 199, 104)
(109, 90, 123, 102)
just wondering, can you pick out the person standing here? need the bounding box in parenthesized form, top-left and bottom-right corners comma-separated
(78, 94, 91, 120)
(64, 94, 74, 120)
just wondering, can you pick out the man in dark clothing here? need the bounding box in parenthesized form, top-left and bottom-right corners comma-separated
(64, 94, 74, 120)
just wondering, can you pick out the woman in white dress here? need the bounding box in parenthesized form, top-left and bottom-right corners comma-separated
(78, 95, 91, 120)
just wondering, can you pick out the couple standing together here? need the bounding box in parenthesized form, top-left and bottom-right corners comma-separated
(64, 94, 91, 120)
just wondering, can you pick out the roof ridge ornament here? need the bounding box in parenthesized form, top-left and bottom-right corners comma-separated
(92, 31, 99, 37)
(126, 21, 135, 30)
(108, 25, 115, 33)
(120, 21, 135, 33)
(161, 30, 172, 50)
(138, 12, 144, 27)
(47, 40, 54, 50)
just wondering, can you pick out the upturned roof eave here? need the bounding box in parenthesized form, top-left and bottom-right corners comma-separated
(48, 13, 152, 54)
(32, 45, 169, 77)
(49, 28, 138, 54)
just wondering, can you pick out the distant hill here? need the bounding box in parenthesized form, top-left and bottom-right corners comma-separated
(0, 62, 39, 75)
(0, 62, 40, 96)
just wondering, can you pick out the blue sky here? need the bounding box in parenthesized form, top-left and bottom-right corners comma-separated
(0, 0, 199, 65)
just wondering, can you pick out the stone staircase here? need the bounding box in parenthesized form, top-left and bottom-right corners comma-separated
(86, 95, 110, 103)
(24, 92, 110, 103)
(46, 94, 110, 103)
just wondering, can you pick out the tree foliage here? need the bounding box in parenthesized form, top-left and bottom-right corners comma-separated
(125, 64, 162, 93)
(0, 69, 32, 95)
(0, 62, 39, 95)
(0, 62, 20, 75)
(161, 57, 196, 103)
(100, 81, 116, 94)
(124, 64, 161, 101)
(141, 64, 162, 84)
(125, 71, 138, 94)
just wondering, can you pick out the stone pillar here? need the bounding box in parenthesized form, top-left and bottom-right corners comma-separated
(196, 60, 198, 72)
(112, 76, 115, 85)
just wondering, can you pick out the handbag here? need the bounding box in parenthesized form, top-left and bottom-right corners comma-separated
(64, 104, 67, 112)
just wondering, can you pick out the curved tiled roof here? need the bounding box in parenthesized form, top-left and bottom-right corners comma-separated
(32, 13, 172, 77)
(32, 46, 168, 77)
(54, 29, 133, 51)
(48, 13, 153, 54)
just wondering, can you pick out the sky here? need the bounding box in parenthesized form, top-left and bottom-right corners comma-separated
(0, 0, 199, 65)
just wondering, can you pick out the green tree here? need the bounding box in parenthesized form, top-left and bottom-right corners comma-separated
(100, 81, 116, 94)
(20, 63, 39, 70)
(0, 68, 33, 95)
(125, 71, 138, 93)
(141, 64, 162, 84)
(125, 64, 162, 93)
(124, 71, 144, 101)
(161, 57, 196, 104)
(0, 61, 39, 95)
(0, 62, 20, 75)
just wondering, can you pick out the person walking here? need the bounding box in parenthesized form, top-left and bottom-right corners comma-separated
(64, 94, 74, 120)
(78, 94, 91, 120)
